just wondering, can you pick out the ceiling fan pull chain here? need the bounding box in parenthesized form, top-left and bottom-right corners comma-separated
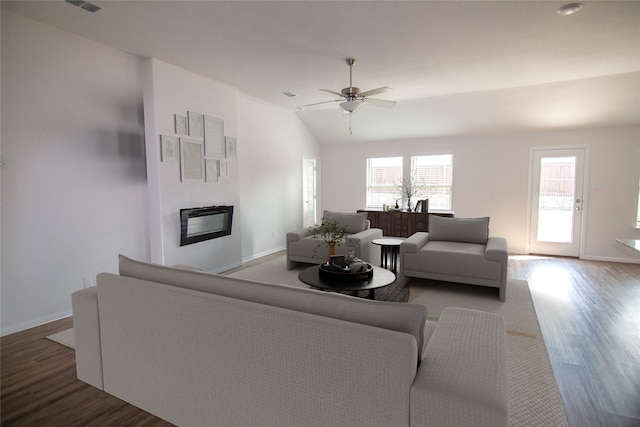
(349, 114, 353, 136)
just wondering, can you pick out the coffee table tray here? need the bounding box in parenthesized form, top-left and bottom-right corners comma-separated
(318, 263, 373, 282)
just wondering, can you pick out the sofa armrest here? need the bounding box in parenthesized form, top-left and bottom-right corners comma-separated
(410, 308, 509, 427)
(485, 237, 508, 301)
(286, 227, 312, 243)
(72, 287, 104, 390)
(485, 237, 508, 262)
(400, 232, 430, 255)
(346, 227, 383, 264)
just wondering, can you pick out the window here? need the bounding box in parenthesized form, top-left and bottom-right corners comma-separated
(411, 154, 453, 210)
(366, 157, 403, 208)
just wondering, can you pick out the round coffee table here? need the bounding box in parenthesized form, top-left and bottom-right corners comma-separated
(298, 265, 396, 300)
(372, 237, 405, 274)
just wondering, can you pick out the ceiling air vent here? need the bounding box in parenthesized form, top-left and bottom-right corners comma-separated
(65, 0, 102, 13)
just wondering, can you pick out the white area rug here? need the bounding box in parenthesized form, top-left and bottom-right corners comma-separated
(46, 327, 75, 349)
(231, 256, 569, 427)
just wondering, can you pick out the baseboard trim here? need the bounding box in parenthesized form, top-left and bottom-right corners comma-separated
(242, 246, 286, 264)
(1, 310, 72, 337)
(580, 255, 640, 264)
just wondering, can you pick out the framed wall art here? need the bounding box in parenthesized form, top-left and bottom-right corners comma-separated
(180, 138, 204, 182)
(160, 135, 178, 163)
(225, 136, 237, 159)
(205, 159, 220, 182)
(219, 159, 229, 178)
(187, 111, 204, 138)
(174, 114, 187, 135)
(204, 115, 225, 157)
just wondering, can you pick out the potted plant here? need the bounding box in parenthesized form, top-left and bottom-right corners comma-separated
(310, 219, 348, 262)
(396, 176, 423, 212)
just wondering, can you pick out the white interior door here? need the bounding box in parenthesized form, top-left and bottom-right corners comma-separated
(529, 148, 585, 257)
(302, 157, 318, 228)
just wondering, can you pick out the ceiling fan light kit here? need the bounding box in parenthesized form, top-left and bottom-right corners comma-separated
(340, 100, 361, 113)
(301, 58, 396, 114)
(557, 3, 583, 16)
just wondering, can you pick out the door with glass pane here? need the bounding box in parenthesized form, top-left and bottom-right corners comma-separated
(302, 156, 318, 228)
(529, 148, 585, 257)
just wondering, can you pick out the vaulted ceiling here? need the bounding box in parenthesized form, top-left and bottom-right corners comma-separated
(3, 0, 639, 144)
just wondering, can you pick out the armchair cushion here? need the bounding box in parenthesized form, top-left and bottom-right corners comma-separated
(405, 241, 501, 281)
(429, 215, 489, 244)
(323, 210, 368, 234)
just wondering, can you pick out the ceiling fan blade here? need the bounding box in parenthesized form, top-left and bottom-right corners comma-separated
(360, 86, 392, 97)
(298, 99, 342, 111)
(363, 98, 396, 108)
(319, 89, 344, 98)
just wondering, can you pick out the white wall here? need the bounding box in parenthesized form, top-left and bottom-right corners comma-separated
(0, 12, 321, 334)
(1, 12, 150, 334)
(237, 94, 321, 261)
(141, 61, 321, 271)
(143, 59, 242, 272)
(321, 126, 640, 262)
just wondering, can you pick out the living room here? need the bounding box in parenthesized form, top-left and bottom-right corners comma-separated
(2, 1, 639, 337)
(1, 2, 639, 425)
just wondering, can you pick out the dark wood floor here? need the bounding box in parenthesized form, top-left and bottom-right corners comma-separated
(2, 256, 639, 426)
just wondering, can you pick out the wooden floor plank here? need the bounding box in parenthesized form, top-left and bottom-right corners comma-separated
(1, 256, 639, 426)
(509, 256, 640, 427)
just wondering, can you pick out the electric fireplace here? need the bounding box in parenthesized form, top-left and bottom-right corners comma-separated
(179, 205, 233, 246)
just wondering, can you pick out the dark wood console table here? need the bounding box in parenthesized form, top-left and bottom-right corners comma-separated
(357, 210, 455, 237)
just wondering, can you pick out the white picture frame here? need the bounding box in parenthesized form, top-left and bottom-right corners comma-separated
(205, 159, 219, 182)
(180, 138, 204, 182)
(187, 111, 204, 138)
(174, 114, 187, 135)
(160, 135, 178, 163)
(204, 115, 225, 157)
(225, 136, 237, 159)
(219, 159, 229, 178)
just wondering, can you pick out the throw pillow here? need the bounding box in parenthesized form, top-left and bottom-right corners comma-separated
(323, 210, 367, 234)
(428, 215, 489, 244)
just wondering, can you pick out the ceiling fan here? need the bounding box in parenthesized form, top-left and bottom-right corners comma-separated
(300, 58, 396, 114)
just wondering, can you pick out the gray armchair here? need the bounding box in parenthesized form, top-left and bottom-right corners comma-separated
(398, 215, 508, 301)
(286, 210, 382, 270)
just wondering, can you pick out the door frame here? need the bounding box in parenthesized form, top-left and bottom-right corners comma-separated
(302, 155, 319, 228)
(526, 145, 590, 257)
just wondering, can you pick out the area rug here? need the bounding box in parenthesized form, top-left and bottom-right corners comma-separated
(230, 256, 569, 427)
(229, 256, 409, 302)
(46, 327, 75, 349)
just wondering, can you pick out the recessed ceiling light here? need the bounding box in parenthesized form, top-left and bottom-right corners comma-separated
(557, 3, 583, 16)
(282, 91, 298, 98)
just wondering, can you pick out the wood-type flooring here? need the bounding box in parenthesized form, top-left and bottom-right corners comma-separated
(2, 255, 639, 426)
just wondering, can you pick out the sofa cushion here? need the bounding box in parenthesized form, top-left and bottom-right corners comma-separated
(429, 215, 489, 244)
(119, 255, 428, 359)
(404, 241, 500, 280)
(323, 210, 368, 234)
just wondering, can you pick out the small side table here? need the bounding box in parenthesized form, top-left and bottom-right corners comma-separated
(372, 238, 405, 274)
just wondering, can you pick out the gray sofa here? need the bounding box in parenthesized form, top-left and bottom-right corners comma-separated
(72, 254, 509, 427)
(398, 215, 508, 301)
(286, 210, 382, 270)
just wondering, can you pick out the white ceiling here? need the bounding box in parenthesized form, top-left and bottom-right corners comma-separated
(3, 0, 640, 144)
